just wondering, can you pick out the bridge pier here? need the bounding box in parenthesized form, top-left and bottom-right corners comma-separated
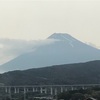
(40, 87, 47, 94)
(5, 87, 8, 93)
(24, 87, 26, 93)
(33, 87, 35, 92)
(50, 87, 53, 95)
(8, 87, 11, 94)
(54, 88, 57, 95)
(26, 88, 29, 92)
(36, 87, 38, 92)
(40, 87, 43, 93)
(65, 87, 67, 91)
(14, 88, 17, 93)
(44, 88, 47, 94)
(61, 87, 63, 93)
(82, 86, 85, 90)
(71, 86, 74, 91)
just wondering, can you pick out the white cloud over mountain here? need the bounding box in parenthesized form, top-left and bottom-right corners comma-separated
(1, 33, 100, 73)
(0, 38, 56, 65)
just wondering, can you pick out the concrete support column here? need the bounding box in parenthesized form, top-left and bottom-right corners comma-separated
(17, 88, 19, 93)
(74, 87, 76, 90)
(54, 88, 57, 95)
(14, 88, 17, 93)
(40, 87, 43, 93)
(8, 87, 11, 100)
(23, 88, 26, 100)
(26, 88, 29, 92)
(65, 88, 67, 92)
(5, 87, 8, 93)
(36, 87, 38, 92)
(82, 86, 85, 90)
(44, 88, 47, 94)
(24, 87, 26, 93)
(71, 86, 74, 91)
(33, 87, 35, 92)
(61, 87, 63, 93)
(50, 87, 53, 95)
(8, 87, 11, 94)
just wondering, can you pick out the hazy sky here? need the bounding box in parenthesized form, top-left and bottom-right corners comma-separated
(0, 0, 100, 64)
(0, 0, 100, 46)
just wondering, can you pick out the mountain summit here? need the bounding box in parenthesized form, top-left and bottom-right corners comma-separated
(48, 33, 74, 40)
(0, 33, 100, 72)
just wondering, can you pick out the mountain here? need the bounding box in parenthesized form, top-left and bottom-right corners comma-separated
(0, 33, 100, 72)
(0, 60, 100, 85)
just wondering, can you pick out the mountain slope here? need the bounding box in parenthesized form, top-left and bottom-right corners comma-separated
(0, 33, 100, 72)
(0, 60, 100, 85)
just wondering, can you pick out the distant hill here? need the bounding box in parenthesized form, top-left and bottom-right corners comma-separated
(0, 60, 100, 85)
(0, 33, 100, 72)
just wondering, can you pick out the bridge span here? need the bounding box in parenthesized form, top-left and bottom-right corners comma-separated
(0, 84, 100, 95)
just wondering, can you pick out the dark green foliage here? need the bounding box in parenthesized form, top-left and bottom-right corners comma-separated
(57, 88, 99, 100)
(71, 93, 85, 100)
(92, 91, 100, 100)
(0, 60, 100, 85)
(57, 92, 71, 100)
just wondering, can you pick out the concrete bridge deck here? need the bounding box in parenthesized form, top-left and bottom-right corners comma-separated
(0, 84, 100, 95)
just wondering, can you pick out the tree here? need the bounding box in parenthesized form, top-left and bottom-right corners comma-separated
(71, 93, 85, 100)
(57, 92, 71, 100)
(91, 91, 100, 100)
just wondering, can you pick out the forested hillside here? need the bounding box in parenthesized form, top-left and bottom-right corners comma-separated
(0, 60, 100, 85)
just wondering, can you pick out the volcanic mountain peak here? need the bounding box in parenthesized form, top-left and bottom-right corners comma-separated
(48, 33, 75, 41)
(1, 33, 100, 72)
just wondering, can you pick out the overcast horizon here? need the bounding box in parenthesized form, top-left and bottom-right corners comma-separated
(0, 0, 100, 64)
(0, 0, 100, 45)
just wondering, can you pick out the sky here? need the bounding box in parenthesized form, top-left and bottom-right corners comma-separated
(0, 0, 100, 64)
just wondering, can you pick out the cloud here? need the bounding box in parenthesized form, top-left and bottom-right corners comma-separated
(0, 38, 56, 65)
